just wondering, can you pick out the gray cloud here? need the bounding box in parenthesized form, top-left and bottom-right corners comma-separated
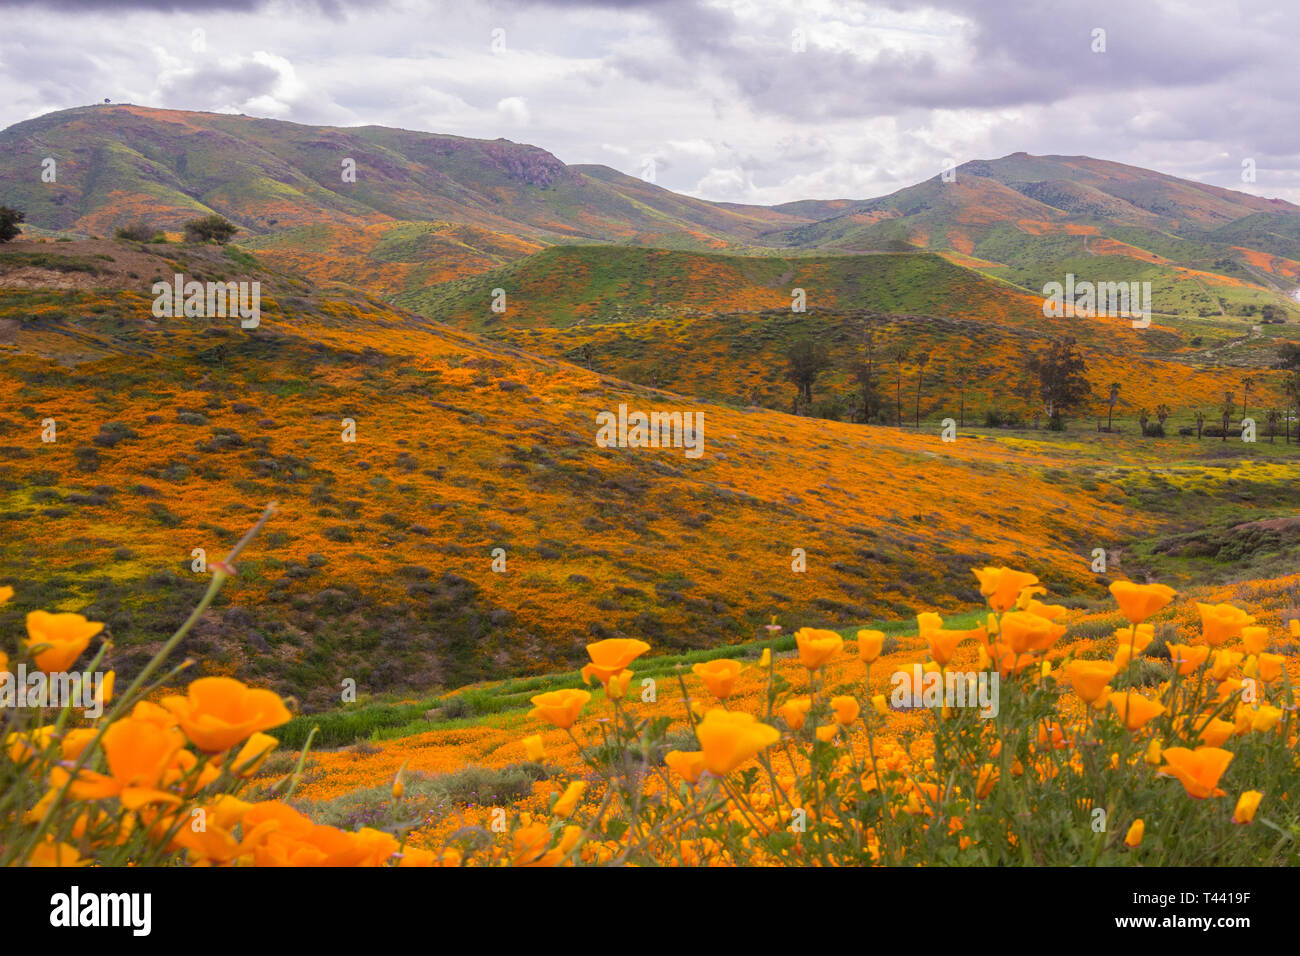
(0, 0, 1297, 204)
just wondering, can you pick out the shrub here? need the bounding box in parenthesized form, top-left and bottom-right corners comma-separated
(0, 205, 23, 243)
(114, 222, 158, 242)
(183, 214, 239, 244)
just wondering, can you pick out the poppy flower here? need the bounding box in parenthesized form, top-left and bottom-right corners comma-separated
(664, 749, 708, 784)
(25, 837, 89, 867)
(1190, 717, 1235, 748)
(528, 689, 591, 729)
(1255, 653, 1285, 683)
(1065, 660, 1118, 703)
(1215, 678, 1244, 704)
(1240, 626, 1269, 656)
(904, 780, 939, 815)
(523, 734, 546, 762)
(581, 638, 650, 686)
(1108, 692, 1165, 730)
(780, 697, 812, 731)
(926, 629, 966, 667)
(972, 567, 1040, 612)
(1114, 623, 1156, 656)
(830, 695, 860, 725)
(1021, 598, 1068, 621)
(1209, 650, 1244, 682)
(870, 694, 889, 716)
(1196, 603, 1255, 646)
(999, 612, 1065, 655)
(1124, 819, 1144, 847)
(51, 716, 186, 809)
(604, 669, 633, 701)
(794, 628, 842, 670)
(1232, 790, 1262, 824)
(1144, 739, 1162, 766)
(695, 709, 780, 775)
(692, 659, 742, 700)
(162, 677, 292, 752)
(1109, 581, 1176, 625)
(857, 630, 885, 664)
(1036, 721, 1071, 750)
(1167, 643, 1210, 676)
(232, 732, 278, 776)
(1159, 746, 1234, 799)
(1249, 705, 1283, 733)
(552, 780, 587, 817)
(24, 611, 102, 673)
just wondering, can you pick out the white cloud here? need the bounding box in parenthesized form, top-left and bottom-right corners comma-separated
(0, 0, 1298, 204)
(496, 95, 530, 126)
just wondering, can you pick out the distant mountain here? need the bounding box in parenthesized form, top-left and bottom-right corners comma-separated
(761, 153, 1300, 319)
(0, 104, 812, 244)
(3, 105, 1299, 324)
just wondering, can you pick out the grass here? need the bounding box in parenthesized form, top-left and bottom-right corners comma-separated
(276, 611, 977, 750)
(289, 761, 551, 830)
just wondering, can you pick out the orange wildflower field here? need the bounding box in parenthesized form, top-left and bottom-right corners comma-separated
(3, 94, 1300, 881)
(1, 232, 1299, 870)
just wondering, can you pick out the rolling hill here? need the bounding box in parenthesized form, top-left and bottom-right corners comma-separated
(1, 236, 1209, 710)
(6, 106, 1300, 331)
(2, 109, 1299, 713)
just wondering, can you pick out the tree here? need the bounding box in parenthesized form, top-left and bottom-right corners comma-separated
(1105, 382, 1120, 432)
(785, 339, 832, 407)
(1194, 408, 1206, 440)
(1138, 407, 1150, 437)
(1242, 376, 1256, 426)
(1156, 403, 1170, 430)
(913, 350, 929, 427)
(0, 206, 24, 243)
(953, 361, 971, 428)
(184, 214, 238, 244)
(890, 344, 910, 427)
(1285, 372, 1300, 444)
(1025, 337, 1091, 424)
(1276, 343, 1300, 372)
(1220, 392, 1235, 442)
(1266, 408, 1281, 443)
(854, 320, 881, 424)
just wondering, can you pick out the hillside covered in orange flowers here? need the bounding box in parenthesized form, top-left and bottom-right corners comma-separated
(1, 235, 1298, 721)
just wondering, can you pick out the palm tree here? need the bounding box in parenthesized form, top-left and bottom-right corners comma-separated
(1138, 407, 1150, 437)
(1105, 382, 1120, 432)
(1266, 409, 1281, 443)
(913, 351, 930, 427)
(954, 360, 970, 428)
(1156, 403, 1170, 433)
(1220, 392, 1235, 442)
(855, 320, 878, 424)
(1284, 371, 1300, 444)
(890, 344, 909, 428)
(1242, 376, 1256, 426)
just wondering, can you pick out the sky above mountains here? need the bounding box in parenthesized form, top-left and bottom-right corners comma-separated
(1, 0, 1296, 206)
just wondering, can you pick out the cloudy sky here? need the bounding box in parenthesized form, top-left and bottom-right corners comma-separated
(1, 0, 1295, 205)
